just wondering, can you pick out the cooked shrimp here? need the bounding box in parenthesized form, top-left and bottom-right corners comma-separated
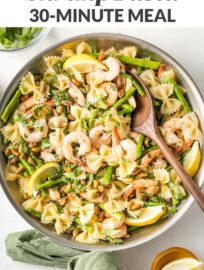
(175, 139, 193, 154)
(41, 147, 64, 162)
(121, 179, 158, 200)
(102, 217, 127, 238)
(109, 225, 127, 239)
(18, 119, 48, 143)
(69, 82, 85, 107)
(62, 132, 91, 170)
(120, 139, 137, 161)
(112, 127, 121, 147)
(103, 57, 120, 81)
(102, 217, 124, 230)
(161, 117, 183, 147)
(140, 149, 162, 167)
(49, 189, 61, 201)
(18, 97, 35, 114)
(99, 82, 118, 107)
(89, 125, 112, 149)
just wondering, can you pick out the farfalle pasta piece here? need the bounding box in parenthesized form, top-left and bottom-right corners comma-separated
(53, 74, 70, 90)
(125, 198, 143, 218)
(153, 168, 170, 184)
(68, 105, 91, 133)
(1, 123, 20, 142)
(66, 194, 83, 214)
(86, 70, 106, 104)
(20, 72, 48, 103)
(170, 169, 181, 185)
(153, 169, 172, 200)
(41, 203, 73, 234)
(159, 69, 175, 82)
(75, 221, 102, 244)
(5, 164, 21, 181)
(118, 46, 138, 58)
(79, 203, 95, 225)
(18, 177, 30, 196)
(62, 48, 74, 58)
(76, 42, 92, 54)
(105, 47, 117, 57)
(86, 145, 118, 172)
(114, 145, 137, 178)
(107, 181, 126, 199)
(49, 116, 67, 153)
(104, 194, 126, 213)
(105, 108, 131, 139)
(151, 83, 182, 115)
(181, 112, 203, 144)
(44, 56, 62, 68)
(22, 195, 46, 213)
(140, 69, 159, 87)
(159, 185, 172, 200)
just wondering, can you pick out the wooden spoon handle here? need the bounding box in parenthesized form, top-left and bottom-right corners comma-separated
(153, 131, 204, 212)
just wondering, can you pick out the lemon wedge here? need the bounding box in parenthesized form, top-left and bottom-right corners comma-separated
(63, 54, 106, 74)
(28, 163, 60, 195)
(125, 206, 166, 227)
(183, 141, 201, 177)
(162, 258, 204, 270)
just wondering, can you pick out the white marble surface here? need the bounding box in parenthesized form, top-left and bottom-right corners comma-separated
(0, 28, 204, 270)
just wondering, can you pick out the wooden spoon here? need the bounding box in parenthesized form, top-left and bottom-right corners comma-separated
(128, 69, 204, 211)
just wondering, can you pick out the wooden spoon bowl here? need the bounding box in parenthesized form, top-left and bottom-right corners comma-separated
(128, 69, 204, 211)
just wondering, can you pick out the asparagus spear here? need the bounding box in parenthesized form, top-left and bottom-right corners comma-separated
(101, 166, 114, 186)
(118, 55, 160, 70)
(167, 78, 191, 113)
(135, 135, 145, 158)
(38, 178, 63, 190)
(1, 89, 21, 123)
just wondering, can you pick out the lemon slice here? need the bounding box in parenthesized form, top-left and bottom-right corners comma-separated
(28, 163, 60, 195)
(125, 206, 166, 227)
(63, 54, 107, 74)
(183, 141, 201, 177)
(162, 258, 204, 270)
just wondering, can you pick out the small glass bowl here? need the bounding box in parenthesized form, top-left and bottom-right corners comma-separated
(0, 28, 52, 52)
(151, 247, 197, 270)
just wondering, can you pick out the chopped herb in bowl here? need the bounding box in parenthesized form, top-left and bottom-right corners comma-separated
(0, 27, 48, 50)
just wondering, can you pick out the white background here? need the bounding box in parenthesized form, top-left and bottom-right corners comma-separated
(0, 28, 204, 270)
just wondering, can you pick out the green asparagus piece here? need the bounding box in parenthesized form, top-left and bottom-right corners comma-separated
(88, 109, 98, 131)
(31, 153, 44, 167)
(1, 89, 21, 123)
(121, 73, 145, 96)
(141, 145, 159, 155)
(127, 226, 140, 233)
(118, 55, 160, 70)
(38, 178, 63, 190)
(167, 78, 191, 113)
(113, 87, 136, 109)
(174, 84, 191, 113)
(101, 166, 114, 186)
(20, 159, 34, 175)
(25, 208, 42, 219)
(135, 135, 144, 158)
(119, 104, 134, 115)
(133, 80, 145, 96)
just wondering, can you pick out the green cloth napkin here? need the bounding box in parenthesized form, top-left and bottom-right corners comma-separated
(5, 230, 119, 270)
